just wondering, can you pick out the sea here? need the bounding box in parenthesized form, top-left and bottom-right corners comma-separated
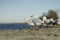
(0, 23, 49, 30)
(0, 23, 38, 30)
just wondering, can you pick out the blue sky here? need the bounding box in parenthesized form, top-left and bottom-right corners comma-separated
(0, 0, 60, 23)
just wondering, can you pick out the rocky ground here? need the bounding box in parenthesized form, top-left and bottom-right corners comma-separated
(0, 25, 60, 40)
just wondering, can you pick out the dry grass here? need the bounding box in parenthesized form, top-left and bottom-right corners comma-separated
(0, 25, 60, 40)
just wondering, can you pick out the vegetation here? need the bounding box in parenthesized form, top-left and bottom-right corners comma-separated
(39, 9, 59, 20)
(47, 9, 59, 20)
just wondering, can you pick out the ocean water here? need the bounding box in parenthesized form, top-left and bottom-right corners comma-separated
(0, 23, 36, 30)
(0, 23, 49, 30)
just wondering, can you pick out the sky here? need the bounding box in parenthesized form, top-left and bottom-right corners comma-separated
(0, 0, 60, 23)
